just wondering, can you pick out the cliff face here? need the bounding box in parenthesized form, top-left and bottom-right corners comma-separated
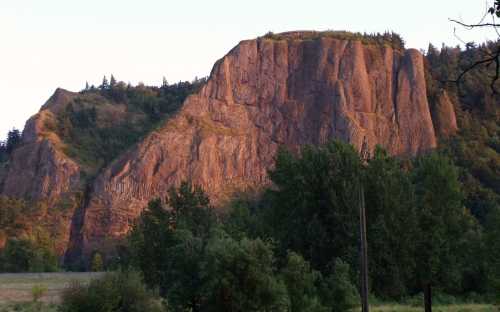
(79, 35, 437, 256)
(431, 90, 458, 138)
(2, 33, 448, 260)
(1, 89, 82, 254)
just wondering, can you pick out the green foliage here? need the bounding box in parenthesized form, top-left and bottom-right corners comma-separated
(412, 153, 472, 292)
(0, 230, 59, 273)
(231, 140, 491, 301)
(129, 182, 217, 310)
(262, 30, 405, 49)
(280, 251, 328, 312)
(204, 236, 290, 312)
(56, 79, 206, 178)
(31, 284, 48, 303)
(0, 128, 22, 164)
(484, 207, 500, 301)
(426, 42, 500, 223)
(59, 271, 165, 312)
(0, 302, 58, 312)
(322, 259, 360, 312)
(264, 141, 363, 271)
(128, 181, 365, 312)
(90, 252, 104, 272)
(364, 148, 418, 298)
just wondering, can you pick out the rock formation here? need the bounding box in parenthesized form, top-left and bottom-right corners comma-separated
(431, 90, 458, 138)
(2, 32, 451, 260)
(1, 89, 82, 254)
(80, 33, 437, 256)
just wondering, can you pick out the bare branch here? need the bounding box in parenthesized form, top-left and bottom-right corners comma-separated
(445, 47, 500, 94)
(449, 19, 500, 28)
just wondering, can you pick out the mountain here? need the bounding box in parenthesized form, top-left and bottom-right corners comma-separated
(0, 31, 463, 264)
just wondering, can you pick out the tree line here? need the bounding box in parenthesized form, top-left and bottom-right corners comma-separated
(80, 140, 498, 312)
(0, 128, 22, 163)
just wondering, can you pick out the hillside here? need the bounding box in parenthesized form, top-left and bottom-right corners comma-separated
(0, 31, 498, 266)
(0, 80, 204, 256)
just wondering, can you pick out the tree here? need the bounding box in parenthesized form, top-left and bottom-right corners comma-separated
(484, 206, 500, 300)
(162, 76, 169, 88)
(90, 252, 104, 272)
(110, 74, 117, 88)
(364, 147, 418, 298)
(129, 182, 217, 310)
(0, 140, 7, 162)
(59, 271, 165, 312)
(450, 1, 500, 92)
(6, 128, 21, 154)
(264, 141, 363, 272)
(412, 153, 470, 312)
(100, 75, 109, 90)
(204, 236, 290, 312)
(321, 259, 360, 312)
(280, 251, 328, 312)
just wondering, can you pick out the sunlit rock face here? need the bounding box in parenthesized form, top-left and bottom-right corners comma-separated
(80, 33, 437, 257)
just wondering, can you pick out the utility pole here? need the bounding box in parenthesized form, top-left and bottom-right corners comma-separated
(359, 182, 369, 312)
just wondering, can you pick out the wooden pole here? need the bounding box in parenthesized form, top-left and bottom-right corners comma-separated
(360, 183, 370, 312)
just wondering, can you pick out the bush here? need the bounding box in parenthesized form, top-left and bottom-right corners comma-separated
(90, 252, 104, 272)
(32, 284, 48, 302)
(59, 271, 165, 312)
(0, 237, 58, 273)
(322, 259, 360, 312)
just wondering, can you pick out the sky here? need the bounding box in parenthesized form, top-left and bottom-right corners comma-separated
(1, 0, 498, 140)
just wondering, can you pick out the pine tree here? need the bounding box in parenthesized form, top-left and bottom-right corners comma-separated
(100, 75, 109, 90)
(85, 81, 90, 91)
(162, 76, 169, 88)
(110, 75, 117, 88)
(6, 129, 21, 154)
(412, 153, 467, 312)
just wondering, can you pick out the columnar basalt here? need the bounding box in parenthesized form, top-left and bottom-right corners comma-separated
(80, 34, 437, 256)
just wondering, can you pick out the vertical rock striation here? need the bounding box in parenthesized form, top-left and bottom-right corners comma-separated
(79, 34, 437, 256)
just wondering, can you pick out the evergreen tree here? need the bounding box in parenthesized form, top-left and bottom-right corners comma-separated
(162, 76, 168, 88)
(485, 206, 500, 298)
(110, 74, 117, 88)
(280, 251, 328, 312)
(6, 128, 21, 154)
(0, 141, 6, 162)
(364, 147, 418, 298)
(100, 75, 109, 90)
(412, 153, 470, 312)
(265, 141, 363, 271)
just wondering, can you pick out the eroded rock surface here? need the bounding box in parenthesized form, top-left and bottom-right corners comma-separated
(80, 35, 437, 255)
(431, 90, 458, 138)
(1, 89, 81, 254)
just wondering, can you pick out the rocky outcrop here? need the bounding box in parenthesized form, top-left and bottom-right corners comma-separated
(1, 89, 82, 254)
(431, 90, 458, 138)
(2, 89, 81, 204)
(79, 34, 438, 256)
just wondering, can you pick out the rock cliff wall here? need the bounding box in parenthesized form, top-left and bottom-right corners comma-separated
(2, 33, 451, 261)
(80, 35, 437, 256)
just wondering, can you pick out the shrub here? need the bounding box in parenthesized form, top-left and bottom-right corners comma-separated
(322, 259, 360, 312)
(59, 271, 165, 312)
(0, 237, 58, 273)
(90, 252, 104, 272)
(32, 284, 48, 303)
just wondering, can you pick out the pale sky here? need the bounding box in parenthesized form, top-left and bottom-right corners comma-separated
(1, 0, 498, 140)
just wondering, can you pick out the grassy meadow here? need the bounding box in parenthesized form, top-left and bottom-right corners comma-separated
(0, 272, 496, 312)
(0, 272, 103, 311)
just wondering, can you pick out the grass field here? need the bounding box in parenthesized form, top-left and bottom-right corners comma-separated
(0, 273, 497, 311)
(0, 272, 103, 304)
